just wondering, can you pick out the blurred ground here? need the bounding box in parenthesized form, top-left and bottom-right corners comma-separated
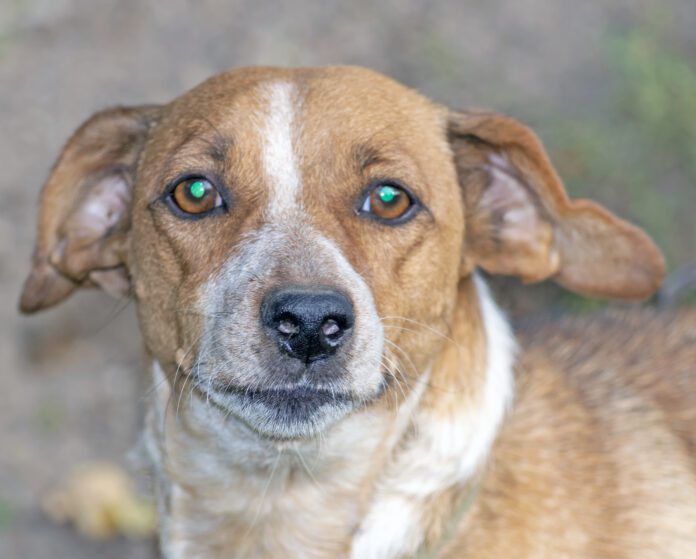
(0, 0, 694, 557)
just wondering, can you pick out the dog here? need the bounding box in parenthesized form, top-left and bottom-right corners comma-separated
(19, 66, 696, 558)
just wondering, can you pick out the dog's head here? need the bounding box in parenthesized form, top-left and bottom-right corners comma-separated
(20, 66, 664, 440)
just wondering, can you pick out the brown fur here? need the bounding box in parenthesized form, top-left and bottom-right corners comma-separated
(19, 66, 694, 558)
(441, 309, 696, 558)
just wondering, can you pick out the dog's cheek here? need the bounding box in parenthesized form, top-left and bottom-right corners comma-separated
(130, 239, 187, 368)
(368, 230, 463, 376)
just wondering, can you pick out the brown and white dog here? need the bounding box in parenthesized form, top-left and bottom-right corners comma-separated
(20, 66, 696, 558)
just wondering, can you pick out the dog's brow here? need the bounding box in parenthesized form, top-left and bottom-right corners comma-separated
(201, 134, 233, 163)
(163, 111, 233, 165)
(153, 133, 234, 192)
(353, 143, 392, 172)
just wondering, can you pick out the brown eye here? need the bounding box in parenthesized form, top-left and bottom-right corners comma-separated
(169, 178, 224, 216)
(360, 183, 414, 222)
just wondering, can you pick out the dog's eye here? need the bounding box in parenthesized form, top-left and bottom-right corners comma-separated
(169, 178, 224, 216)
(359, 183, 415, 222)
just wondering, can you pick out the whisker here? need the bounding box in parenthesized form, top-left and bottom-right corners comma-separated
(380, 319, 460, 351)
(381, 354, 409, 403)
(244, 450, 283, 540)
(383, 337, 471, 395)
(293, 447, 323, 494)
(383, 338, 420, 381)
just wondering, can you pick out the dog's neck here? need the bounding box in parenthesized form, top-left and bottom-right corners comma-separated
(145, 274, 515, 559)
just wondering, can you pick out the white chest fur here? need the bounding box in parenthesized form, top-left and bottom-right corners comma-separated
(145, 276, 515, 558)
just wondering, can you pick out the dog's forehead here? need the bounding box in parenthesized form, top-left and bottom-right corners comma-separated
(158, 66, 446, 150)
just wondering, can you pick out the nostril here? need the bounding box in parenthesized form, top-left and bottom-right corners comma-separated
(320, 318, 349, 347)
(276, 315, 300, 337)
(321, 318, 341, 339)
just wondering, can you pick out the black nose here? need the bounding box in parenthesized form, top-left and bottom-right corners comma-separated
(261, 287, 354, 363)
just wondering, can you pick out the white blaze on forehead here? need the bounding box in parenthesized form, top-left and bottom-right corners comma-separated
(260, 82, 301, 217)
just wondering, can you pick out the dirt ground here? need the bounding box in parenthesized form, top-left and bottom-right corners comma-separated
(0, 1, 694, 557)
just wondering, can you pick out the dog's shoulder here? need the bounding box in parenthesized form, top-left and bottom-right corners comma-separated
(445, 308, 696, 558)
(515, 306, 696, 457)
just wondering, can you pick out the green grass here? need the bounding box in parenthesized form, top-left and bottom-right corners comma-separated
(0, 498, 15, 532)
(35, 402, 66, 436)
(541, 13, 696, 310)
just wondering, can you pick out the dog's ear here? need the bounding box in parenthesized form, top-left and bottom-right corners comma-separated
(449, 110, 665, 299)
(19, 105, 161, 313)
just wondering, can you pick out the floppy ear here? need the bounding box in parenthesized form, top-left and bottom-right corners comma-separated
(449, 110, 665, 299)
(19, 105, 161, 313)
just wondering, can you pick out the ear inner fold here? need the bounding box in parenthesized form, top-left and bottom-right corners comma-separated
(449, 110, 665, 300)
(19, 105, 159, 313)
(49, 174, 131, 281)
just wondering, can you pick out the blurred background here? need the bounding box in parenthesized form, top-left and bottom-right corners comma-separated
(0, 0, 694, 557)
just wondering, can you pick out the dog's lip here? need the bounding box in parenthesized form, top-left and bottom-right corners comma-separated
(194, 373, 356, 407)
(219, 383, 351, 406)
(199, 372, 389, 404)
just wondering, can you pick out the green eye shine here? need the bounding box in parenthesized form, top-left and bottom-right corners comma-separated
(377, 185, 398, 203)
(189, 180, 207, 199)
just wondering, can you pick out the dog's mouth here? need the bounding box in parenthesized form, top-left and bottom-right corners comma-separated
(220, 384, 352, 409)
(193, 375, 382, 440)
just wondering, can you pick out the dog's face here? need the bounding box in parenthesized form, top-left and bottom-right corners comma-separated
(131, 68, 465, 439)
(20, 66, 664, 440)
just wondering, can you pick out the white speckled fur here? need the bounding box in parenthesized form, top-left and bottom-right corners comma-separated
(350, 275, 515, 559)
